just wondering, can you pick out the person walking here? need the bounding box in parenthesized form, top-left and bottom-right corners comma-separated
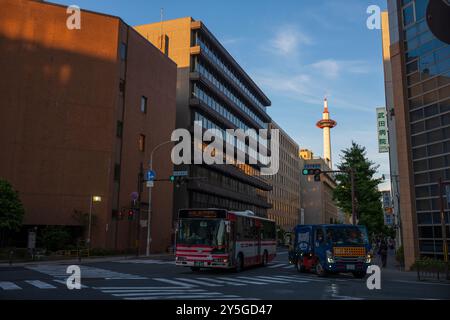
(378, 240, 388, 268)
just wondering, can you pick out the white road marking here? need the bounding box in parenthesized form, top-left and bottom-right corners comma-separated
(196, 277, 246, 286)
(0, 281, 21, 290)
(282, 265, 295, 269)
(268, 263, 286, 268)
(250, 276, 291, 284)
(153, 278, 194, 287)
(173, 278, 222, 287)
(25, 280, 56, 289)
(216, 277, 268, 285)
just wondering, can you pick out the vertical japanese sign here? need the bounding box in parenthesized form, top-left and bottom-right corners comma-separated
(376, 107, 389, 153)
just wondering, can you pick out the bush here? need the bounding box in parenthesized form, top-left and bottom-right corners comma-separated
(411, 257, 448, 272)
(395, 245, 404, 265)
(39, 226, 71, 252)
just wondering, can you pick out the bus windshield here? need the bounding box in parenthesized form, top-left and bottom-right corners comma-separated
(324, 226, 365, 246)
(177, 219, 226, 247)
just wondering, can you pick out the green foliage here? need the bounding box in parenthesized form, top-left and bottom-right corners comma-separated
(332, 142, 384, 235)
(39, 226, 71, 252)
(411, 257, 448, 272)
(0, 180, 25, 232)
(395, 245, 404, 265)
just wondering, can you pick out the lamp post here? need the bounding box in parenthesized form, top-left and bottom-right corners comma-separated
(146, 140, 173, 257)
(87, 195, 102, 249)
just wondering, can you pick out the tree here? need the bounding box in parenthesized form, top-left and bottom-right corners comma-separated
(332, 142, 384, 235)
(38, 226, 71, 252)
(0, 180, 25, 234)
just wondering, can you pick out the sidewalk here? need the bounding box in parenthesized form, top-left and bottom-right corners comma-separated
(0, 252, 174, 267)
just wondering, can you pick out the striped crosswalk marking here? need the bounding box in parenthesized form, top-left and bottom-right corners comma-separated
(25, 280, 56, 289)
(53, 279, 89, 289)
(268, 263, 286, 268)
(274, 275, 325, 282)
(93, 286, 254, 300)
(153, 278, 194, 287)
(116, 259, 175, 265)
(217, 277, 268, 285)
(196, 278, 246, 286)
(241, 276, 288, 284)
(27, 265, 146, 280)
(173, 278, 222, 287)
(0, 281, 21, 290)
(282, 265, 295, 269)
(272, 276, 309, 283)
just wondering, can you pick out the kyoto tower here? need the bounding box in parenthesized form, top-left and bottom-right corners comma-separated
(316, 98, 337, 168)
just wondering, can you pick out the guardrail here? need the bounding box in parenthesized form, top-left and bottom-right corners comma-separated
(416, 261, 449, 281)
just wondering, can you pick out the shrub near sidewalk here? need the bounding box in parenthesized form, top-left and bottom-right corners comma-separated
(412, 257, 449, 281)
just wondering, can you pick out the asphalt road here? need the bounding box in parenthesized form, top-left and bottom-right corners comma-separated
(1, 248, 449, 300)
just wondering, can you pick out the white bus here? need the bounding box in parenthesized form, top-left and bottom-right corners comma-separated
(175, 208, 277, 272)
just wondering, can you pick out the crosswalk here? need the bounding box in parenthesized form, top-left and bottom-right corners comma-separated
(93, 285, 256, 300)
(27, 264, 147, 280)
(0, 279, 85, 290)
(151, 274, 326, 288)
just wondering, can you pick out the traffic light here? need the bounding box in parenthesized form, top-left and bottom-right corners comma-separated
(169, 175, 186, 187)
(127, 209, 135, 221)
(302, 168, 321, 182)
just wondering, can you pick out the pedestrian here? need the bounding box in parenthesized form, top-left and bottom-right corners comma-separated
(378, 240, 388, 268)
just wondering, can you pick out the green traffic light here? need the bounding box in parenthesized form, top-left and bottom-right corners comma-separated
(170, 176, 175, 182)
(302, 169, 309, 175)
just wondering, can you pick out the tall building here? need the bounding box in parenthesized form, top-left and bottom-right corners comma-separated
(267, 122, 301, 232)
(135, 18, 273, 219)
(0, 0, 177, 253)
(382, 0, 450, 268)
(299, 151, 339, 224)
(316, 98, 337, 168)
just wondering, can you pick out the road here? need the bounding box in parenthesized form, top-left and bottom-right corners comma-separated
(1, 248, 449, 300)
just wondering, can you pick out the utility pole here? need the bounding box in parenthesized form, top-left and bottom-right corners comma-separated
(146, 140, 173, 257)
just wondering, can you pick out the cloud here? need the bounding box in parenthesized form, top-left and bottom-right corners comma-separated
(310, 59, 371, 79)
(268, 26, 312, 56)
(310, 59, 341, 78)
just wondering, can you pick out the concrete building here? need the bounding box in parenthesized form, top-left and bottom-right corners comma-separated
(299, 150, 339, 225)
(381, 11, 402, 248)
(267, 122, 301, 232)
(382, 0, 450, 268)
(135, 18, 273, 219)
(0, 0, 177, 253)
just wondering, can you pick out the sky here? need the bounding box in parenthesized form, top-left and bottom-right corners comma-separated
(52, 0, 391, 190)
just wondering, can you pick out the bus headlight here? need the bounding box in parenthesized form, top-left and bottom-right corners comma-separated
(365, 254, 372, 263)
(326, 250, 334, 264)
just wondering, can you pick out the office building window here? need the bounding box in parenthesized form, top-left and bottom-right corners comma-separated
(141, 96, 147, 113)
(139, 134, 146, 152)
(402, 2, 415, 27)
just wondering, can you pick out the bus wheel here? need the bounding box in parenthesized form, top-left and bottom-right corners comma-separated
(235, 254, 244, 273)
(296, 258, 305, 273)
(190, 267, 200, 272)
(262, 251, 268, 267)
(315, 261, 327, 277)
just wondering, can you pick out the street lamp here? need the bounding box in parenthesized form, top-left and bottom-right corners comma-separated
(87, 195, 102, 249)
(146, 140, 173, 257)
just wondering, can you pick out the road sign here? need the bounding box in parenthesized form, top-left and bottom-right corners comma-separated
(303, 164, 321, 170)
(131, 191, 139, 201)
(146, 170, 156, 181)
(146, 181, 154, 188)
(172, 170, 188, 177)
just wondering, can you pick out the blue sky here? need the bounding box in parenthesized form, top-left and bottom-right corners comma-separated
(53, 0, 391, 189)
